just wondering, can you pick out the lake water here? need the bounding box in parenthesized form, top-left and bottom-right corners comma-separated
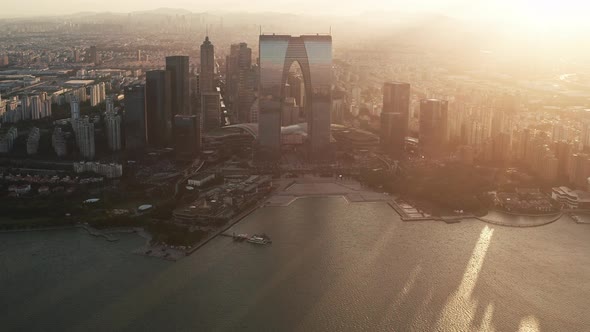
(1, 197, 589, 331)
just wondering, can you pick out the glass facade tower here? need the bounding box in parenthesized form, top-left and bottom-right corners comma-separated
(258, 34, 332, 159)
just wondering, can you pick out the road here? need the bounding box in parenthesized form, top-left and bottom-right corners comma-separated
(174, 160, 205, 197)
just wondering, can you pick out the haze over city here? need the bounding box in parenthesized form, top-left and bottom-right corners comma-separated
(0, 1, 589, 331)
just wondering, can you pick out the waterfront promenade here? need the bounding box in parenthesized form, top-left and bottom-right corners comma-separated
(265, 177, 393, 207)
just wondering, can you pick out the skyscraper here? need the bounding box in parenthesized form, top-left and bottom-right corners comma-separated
(123, 84, 147, 149)
(258, 34, 332, 160)
(227, 43, 254, 122)
(201, 92, 221, 131)
(174, 114, 201, 159)
(200, 36, 215, 94)
(419, 99, 449, 158)
(166, 56, 191, 116)
(380, 82, 410, 159)
(146, 70, 173, 147)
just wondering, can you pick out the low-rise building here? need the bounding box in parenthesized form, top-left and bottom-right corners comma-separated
(551, 186, 590, 209)
(187, 173, 216, 187)
(74, 162, 123, 178)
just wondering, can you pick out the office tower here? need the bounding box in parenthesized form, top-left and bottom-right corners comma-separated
(200, 36, 215, 93)
(26, 127, 40, 155)
(70, 96, 80, 125)
(137, 49, 142, 62)
(201, 92, 221, 131)
(145, 70, 172, 147)
(227, 43, 255, 122)
(174, 115, 201, 159)
(52, 127, 67, 157)
(73, 49, 80, 62)
(88, 45, 98, 64)
(380, 82, 410, 159)
(419, 99, 449, 157)
(105, 113, 122, 151)
(123, 84, 147, 149)
(74, 117, 95, 160)
(166, 56, 191, 116)
(258, 34, 332, 159)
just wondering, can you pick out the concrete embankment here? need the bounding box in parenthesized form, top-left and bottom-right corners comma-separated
(476, 210, 562, 228)
(186, 200, 263, 255)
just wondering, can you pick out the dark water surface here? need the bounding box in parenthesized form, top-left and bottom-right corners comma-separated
(1, 197, 589, 331)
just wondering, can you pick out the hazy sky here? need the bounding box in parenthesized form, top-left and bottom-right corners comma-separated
(3, 0, 590, 30)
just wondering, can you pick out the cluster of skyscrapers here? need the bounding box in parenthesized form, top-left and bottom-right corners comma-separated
(379, 81, 450, 159)
(122, 36, 220, 158)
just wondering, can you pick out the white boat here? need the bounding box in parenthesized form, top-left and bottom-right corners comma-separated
(247, 235, 271, 245)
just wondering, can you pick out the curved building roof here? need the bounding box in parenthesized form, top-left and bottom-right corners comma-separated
(224, 123, 309, 139)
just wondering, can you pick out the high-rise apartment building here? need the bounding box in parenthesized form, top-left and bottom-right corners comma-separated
(90, 82, 106, 106)
(106, 95, 114, 113)
(200, 36, 215, 94)
(88, 45, 99, 64)
(380, 82, 410, 159)
(146, 70, 173, 147)
(105, 113, 122, 151)
(166, 56, 191, 116)
(70, 96, 80, 125)
(52, 127, 67, 157)
(30, 95, 41, 120)
(26, 127, 40, 155)
(74, 117, 95, 160)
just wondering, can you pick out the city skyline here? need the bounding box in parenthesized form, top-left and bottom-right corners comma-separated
(0, 3, 590, 331)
